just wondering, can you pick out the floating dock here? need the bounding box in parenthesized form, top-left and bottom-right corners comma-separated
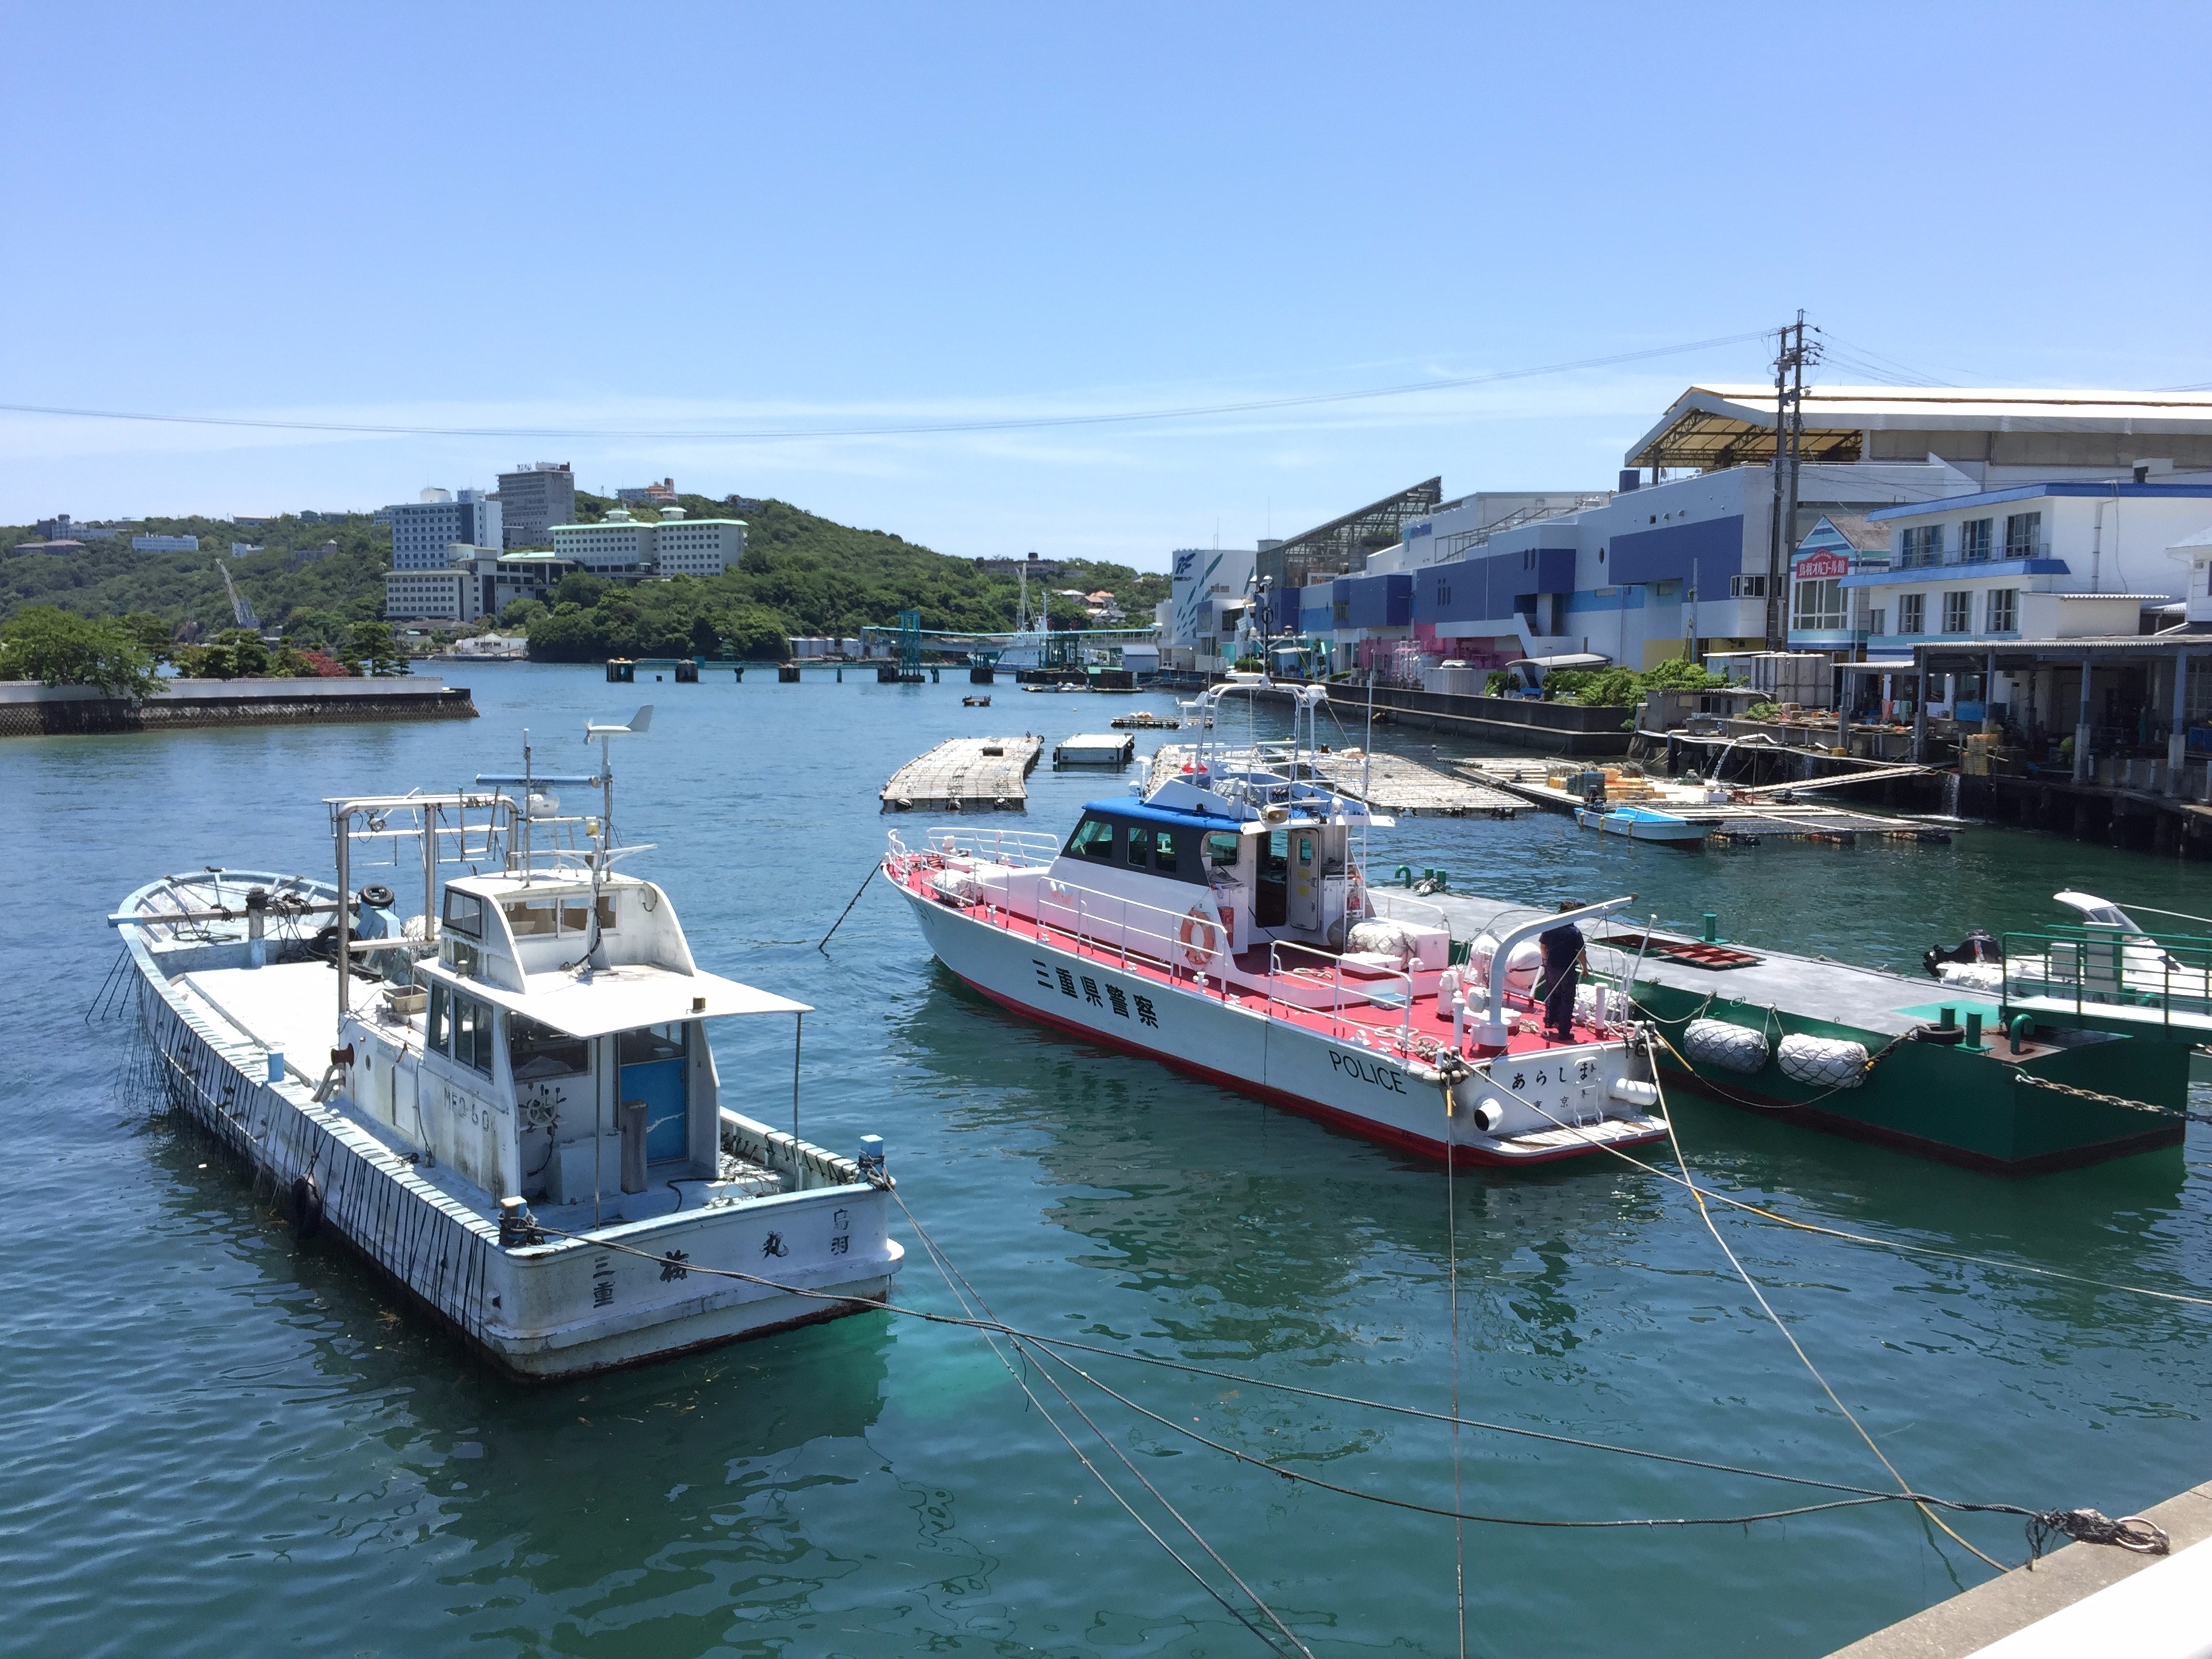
(881, 736, 1044, 812)
(1143, 745, 1521, 818)
(1052, 733, 1135, 768)
(1395, 887, 2188, 1174)
(1458, 757, 1948, 846)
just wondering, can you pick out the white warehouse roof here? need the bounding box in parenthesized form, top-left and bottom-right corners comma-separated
(1628, 384, 2212, 470)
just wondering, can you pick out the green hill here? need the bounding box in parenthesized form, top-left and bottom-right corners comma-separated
(1, 493, 1168, 660)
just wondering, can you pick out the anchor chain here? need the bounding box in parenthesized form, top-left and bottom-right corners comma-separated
(2013, 1071, 2212, 1124)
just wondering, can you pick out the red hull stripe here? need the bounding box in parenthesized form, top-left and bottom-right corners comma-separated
(949, 968, 1637, 1169)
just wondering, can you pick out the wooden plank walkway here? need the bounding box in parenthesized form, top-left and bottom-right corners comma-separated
(1145, 744, 1521, 817)
(1454, 757, 1948, 845)
(881, 735, 1044, 812)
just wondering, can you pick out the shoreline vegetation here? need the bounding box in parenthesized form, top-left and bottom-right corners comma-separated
(2, 492, 1169, 684)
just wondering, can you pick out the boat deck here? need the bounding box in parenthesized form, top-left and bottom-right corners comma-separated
(1411, 891, 2011, 1045)
(897, 861, 1610, 1061)
(882, 736, 1045, 812)
(168, 958, 783, 1229)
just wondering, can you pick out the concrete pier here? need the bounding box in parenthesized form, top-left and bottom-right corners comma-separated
(0, 677, 476, 738)
(1144, 743, 1521, 817)
(1830, 1479, 2211, 1658)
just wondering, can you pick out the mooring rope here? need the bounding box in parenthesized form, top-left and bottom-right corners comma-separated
(882, 1188, 1314, 1658)
(522, 1216, 2123, 1551)
(1477, 1057, 2171, 1569)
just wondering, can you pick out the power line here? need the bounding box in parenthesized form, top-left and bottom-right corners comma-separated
(0, 331, 1770, 446)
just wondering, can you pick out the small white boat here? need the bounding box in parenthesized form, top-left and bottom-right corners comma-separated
(1053, 732, 1136, 768)
(1576, 804, 1706, 846)
(116, 709, 901, 1378)
(885, 677, 1666, 1168)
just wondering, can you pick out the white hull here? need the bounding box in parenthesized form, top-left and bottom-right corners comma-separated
(125, 880, 900, 1379)
(895, 880, 1662, 1166)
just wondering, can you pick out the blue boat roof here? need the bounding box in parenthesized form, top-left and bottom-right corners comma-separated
(1082, 798, 1248, 833)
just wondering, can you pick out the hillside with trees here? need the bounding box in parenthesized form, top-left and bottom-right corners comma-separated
(1, 493, 1169, 663)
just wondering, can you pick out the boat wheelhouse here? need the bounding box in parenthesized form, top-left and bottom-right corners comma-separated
(118, 710, 901, 1378)
(885, 678, 1667, 1166)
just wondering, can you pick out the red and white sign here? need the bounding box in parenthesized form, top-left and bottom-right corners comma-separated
(1795, 550, 1851, 580)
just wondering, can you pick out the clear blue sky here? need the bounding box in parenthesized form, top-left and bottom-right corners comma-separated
(5, 2, 2207, 568)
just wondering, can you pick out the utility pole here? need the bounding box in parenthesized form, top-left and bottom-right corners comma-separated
(1763, 312, 1821, 650)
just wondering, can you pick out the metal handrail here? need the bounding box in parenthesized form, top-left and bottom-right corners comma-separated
(1999, 927, 2212, 1029)
(923, 825, 1063, 867)
(1267, 937, 1413, 1046)
(893, 844, 1427, 1031)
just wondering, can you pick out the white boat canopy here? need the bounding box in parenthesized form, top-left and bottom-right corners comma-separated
(419, 960, 811, 1036)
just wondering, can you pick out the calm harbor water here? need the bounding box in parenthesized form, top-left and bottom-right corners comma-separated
(4, 663, 2209, 1658)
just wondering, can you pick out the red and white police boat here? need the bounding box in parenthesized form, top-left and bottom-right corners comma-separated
(884, 679, 1667, 1166)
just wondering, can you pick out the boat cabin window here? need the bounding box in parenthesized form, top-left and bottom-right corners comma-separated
(509, 1012, 589, 1080)
(505, 897, 558, 937)
(1125, 828, 1149, 867)
(1065, 818, 1116, 861)
(443, 889, 484, 939)
(1151, 828, 1180, 871)
(426, 983, 497, 1076)
(558, 895, 619, 933)
(618, 1023, 687, 1065)
(1206, 832, 1240, 868)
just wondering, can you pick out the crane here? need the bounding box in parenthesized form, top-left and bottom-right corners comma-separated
(218, 558, 259, 630)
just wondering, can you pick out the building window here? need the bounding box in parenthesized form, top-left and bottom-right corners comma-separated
(1792, 577, 1845, 630)
(1868, 607, 1887, 636)
(1986, 588, 2018, 632)
(1943, 591, 1972, 633)
(2004, 512, 2042, 559)
(1960, 518, 1992, 562)
(1898, 593, 1925, 634)
(1902, 525, 1942, 567)
(1729, 574, 1766, 598)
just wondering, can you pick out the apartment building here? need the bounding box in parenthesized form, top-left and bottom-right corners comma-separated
(390, 488, 502, 571)
(495, 463, 575, 549)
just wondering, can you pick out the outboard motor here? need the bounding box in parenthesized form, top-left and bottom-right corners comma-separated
(1924, 928, 2001, 979)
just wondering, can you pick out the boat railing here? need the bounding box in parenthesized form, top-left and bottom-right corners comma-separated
(1364, 887, 1451, 936)
(916, 825, 1064, 868)
(1999, 926, 2212, 1029)
(1266, 937, 1414, 1046)
(924, 857, 1422, 1038)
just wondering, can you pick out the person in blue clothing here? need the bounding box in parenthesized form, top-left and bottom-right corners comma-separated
(1537, 901, 1586, 1042)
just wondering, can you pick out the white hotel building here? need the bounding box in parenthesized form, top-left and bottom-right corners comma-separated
(549, 506, 745, 579)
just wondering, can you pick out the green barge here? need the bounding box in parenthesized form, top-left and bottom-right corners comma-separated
(1423, 893, 2192, 1175)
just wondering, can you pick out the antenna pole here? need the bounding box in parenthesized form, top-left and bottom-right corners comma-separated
(520, 729, 533, 876)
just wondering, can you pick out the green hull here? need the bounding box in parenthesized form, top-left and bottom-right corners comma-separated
(1627, 979, 2188, 1174)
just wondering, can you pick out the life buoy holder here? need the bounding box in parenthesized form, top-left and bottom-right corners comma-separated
(1178, 906, 1221, 970)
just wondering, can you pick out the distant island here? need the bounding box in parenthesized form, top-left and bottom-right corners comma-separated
(1, 492, 1168, 665)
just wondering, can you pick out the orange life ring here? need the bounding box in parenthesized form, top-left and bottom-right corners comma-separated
(1177, 905, 1220, 969)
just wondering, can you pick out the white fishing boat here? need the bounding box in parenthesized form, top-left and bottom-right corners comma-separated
(117, 708, 901, 1378)
(1575, 804, 1706, 846)
(884, 678, 1666, 1166)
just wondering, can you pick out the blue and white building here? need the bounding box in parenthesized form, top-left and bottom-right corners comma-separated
(1237, 384, 2212, 680)
(390, 488, 502, 572)
(1849, 481, 2212, 657)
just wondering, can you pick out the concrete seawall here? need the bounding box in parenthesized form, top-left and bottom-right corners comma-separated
(0, 677, 477, 738)
(1252, 680, 1635, 756)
